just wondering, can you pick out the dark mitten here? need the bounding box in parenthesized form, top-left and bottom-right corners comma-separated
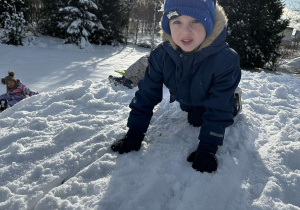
(192, 151, 218, 173)
(111, 129, 144, 154)
(187, 150, 197, 162)
(187, 106, 206, 127)
(187, 141, 218, 173)
(0, 99, 8, 111)
(187, 141, 218, 162)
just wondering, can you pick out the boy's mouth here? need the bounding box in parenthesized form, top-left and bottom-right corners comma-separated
(181, 39, 193, 45)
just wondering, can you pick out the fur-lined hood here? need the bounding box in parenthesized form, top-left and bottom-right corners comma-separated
(162, 3, 228, 51)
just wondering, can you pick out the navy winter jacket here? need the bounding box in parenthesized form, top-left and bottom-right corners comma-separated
(127, 5, 241, 146)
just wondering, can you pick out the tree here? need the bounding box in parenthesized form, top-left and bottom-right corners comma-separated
(220, 0, 289, 69)
(37, 0, 66, 36)
(92, 0, 126, 45)
(57, 0, 103, 48)
(23, 0, 40, 27)
(0, 0, 27, 45)
(150, 0, 163, 50)
(121, 0, 135, 45)
(123, 0, 162, 48)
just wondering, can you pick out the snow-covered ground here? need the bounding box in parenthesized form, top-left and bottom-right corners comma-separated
(0, 37, 300, 210)
(278, 56, 300, 76)
(283, 7, 300, 30)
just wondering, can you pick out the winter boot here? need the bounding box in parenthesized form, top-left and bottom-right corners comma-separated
(233, 87, 242, 117)
(108, 75, 134, 89)
(0, 99, 8, 112)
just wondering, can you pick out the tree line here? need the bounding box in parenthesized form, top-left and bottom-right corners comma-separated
(0, 0, 163, 48)
(0, 0, 289, 69)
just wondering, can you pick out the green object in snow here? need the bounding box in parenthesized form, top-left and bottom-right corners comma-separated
(114, 69, 126, 76)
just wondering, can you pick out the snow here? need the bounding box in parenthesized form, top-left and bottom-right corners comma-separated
(79, 0, 98, 10)
(59, 7, 81, 14)
(279, 56, 300, 75)
(283, 8, 300, 30)
(0, 36, 300, 210)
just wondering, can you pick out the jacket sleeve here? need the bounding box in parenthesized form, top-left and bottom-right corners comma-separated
(22, 85, 38, 96)
(127, 51, 164, 134)
(199, 55, 241, 145)
(0, 93, 8, 99)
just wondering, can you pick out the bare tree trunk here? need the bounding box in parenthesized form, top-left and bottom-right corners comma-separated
(141, 20, 144, 34)
(135, 19, 139, 45)
(151, 3, 158, 50)
(125, 0, 134, 45)
(125, 10, 130, 45)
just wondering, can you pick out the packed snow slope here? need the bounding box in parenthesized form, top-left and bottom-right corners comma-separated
(0, 37, 300, 210)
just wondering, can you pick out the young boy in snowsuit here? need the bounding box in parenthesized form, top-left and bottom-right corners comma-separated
(0, 71, 38, 112)
(111, 0, 241, 173)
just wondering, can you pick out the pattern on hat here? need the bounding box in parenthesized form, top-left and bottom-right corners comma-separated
(161, 0, 216, 36)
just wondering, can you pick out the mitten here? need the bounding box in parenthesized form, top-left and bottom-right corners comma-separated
(0, 99, 8, 111)
(111, 129, 144, 154)
(187, 141, 218, 173)
(187, 106, 206, 127)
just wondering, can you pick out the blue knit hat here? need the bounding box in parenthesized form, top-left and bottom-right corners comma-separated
(161, 0, 216, 36)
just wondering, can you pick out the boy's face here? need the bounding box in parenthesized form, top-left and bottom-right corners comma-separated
(7, 80, 16, 88)
(169, 15, 206, 53)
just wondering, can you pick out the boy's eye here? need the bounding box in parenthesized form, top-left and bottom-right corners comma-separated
(172, 20, 181, 24)
(192, 20, 200, 23)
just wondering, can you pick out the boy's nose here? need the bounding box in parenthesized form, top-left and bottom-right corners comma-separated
(181, 25, 192, 35)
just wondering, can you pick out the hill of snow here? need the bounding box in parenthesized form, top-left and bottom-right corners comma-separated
(0, 37, 300, 210)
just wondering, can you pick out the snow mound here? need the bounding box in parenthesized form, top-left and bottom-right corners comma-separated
(0, 70, 300, 209)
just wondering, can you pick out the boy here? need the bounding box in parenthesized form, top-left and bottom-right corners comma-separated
(1, 71, 38, 112)
(111, 0, 241, 173)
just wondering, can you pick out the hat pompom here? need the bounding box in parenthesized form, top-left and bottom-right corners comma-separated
(8, 71, 15, 77)
(2, 71, 16, 85)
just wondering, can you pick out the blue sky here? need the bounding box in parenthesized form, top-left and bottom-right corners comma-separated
(283, 0, 300, 10)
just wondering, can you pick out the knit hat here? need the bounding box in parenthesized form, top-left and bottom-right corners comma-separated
(161, 0, 216, 36)
(1, 71, 17, 85)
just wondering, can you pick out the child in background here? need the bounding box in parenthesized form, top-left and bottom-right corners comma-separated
(0, 71, 38, 112)
(111, 0, 241, 173)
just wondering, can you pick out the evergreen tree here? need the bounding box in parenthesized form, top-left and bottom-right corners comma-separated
(57, 0, 103, 48)
(220, 0, 289, 69)
(92, 0, 126, 45)
(39, 0, 66, 37)
(23, 0, 40, 26)
(0, 0, 26, 45)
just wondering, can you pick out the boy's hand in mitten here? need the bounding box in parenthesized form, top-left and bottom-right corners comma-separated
(111, 129, 144, 154)
(187, 141, 218, 173)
